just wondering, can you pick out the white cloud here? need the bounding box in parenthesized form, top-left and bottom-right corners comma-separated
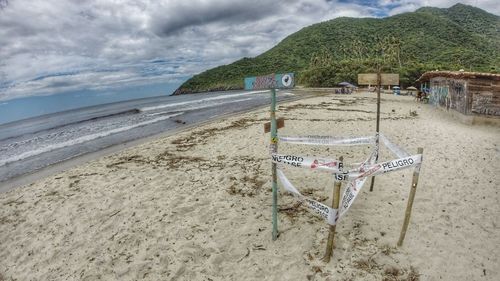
(0, 0, 497, 101)
(379, 0, 500, 16)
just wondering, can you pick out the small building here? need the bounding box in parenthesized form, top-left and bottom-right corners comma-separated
(418, 71, 500, 125)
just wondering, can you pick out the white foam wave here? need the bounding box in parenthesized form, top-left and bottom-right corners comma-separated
(146, 98, 253, 117)
(140, 90, 268, 112)
(147, 111, 175, 117)
(0, 112, 183, 167)
(178, 97, 254, 111)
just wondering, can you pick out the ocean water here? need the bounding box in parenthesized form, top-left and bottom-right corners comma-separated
(0, 90, 295, 183)
(0, 81, 181, 125)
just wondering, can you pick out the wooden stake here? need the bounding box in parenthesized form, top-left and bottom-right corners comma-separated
(397, 147, 423, 247)
(322, 156, 343, 262)
(369, 71, 381, 192)
(375, 71, 381, 136)
(270, 88, 279, 241)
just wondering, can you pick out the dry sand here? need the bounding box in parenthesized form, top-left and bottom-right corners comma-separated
(1, 91, 499, 281)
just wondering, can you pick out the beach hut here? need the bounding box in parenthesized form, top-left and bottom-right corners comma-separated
(417, 71, 500, 124)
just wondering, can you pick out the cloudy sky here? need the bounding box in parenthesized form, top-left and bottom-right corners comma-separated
(0, 0, 498, 101)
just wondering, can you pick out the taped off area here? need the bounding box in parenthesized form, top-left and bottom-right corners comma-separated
(277, 169, 338, 225)
(337, 146, 378, 217)
(272, 153, 343, 173)
(380, 133, 410, 159)
(334, 154, 422, 181)
(273, 133, 422, 225)
(338, 174, 370, 218)
(278, 135, 375, 146)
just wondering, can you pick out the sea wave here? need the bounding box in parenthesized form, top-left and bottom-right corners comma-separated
(146, 97, 255, 117)
(139, 90, 268, 112)
(0, 108, 142, 142)
(0, 112, 183, 167)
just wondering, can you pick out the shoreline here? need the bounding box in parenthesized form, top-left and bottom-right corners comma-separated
(0, 90, 322, 193)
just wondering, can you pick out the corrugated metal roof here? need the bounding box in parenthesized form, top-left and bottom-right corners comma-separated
(417, 71, 500, 82)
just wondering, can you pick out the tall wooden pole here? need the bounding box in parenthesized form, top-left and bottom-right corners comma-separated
(322, 156, 343, 263)
(270, 88, 279, 241)
(369, 71, 381, 192)
(397, 147, 423, 247)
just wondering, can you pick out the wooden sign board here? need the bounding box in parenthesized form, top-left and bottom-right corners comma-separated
(264, 117, 285, 133)
(358, 73, 399, 85)
(245, 73, 294, 90)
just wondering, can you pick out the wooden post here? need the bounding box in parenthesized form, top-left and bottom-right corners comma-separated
(322, 156, 343, 262)
(270, 88, 279, 241)
(369, 71, 381, 192)
(397, 147, 423, 247)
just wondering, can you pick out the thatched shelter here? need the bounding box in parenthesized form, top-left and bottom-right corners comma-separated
(417, 71, 500, 124)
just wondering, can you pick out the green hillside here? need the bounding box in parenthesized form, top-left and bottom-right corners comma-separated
(174, 4, 500, 94)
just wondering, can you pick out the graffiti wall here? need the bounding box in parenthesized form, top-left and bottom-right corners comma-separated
(429, 78, 468, 114)
(449, 80, 468, 114)
(470, 79, 500, 116)
(429, 79, 447, 106)
(429, 77, 500, 116)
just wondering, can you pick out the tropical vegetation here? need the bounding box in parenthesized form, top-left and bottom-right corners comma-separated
(174, 4, 499, 94)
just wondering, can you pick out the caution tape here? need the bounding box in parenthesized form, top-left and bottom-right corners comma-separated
(337, 152, 422, 217)
(269, 143, 277, 154)
(272, 132, 423, 226)
(271, 153, 343, 173)
(337, 147, 378, 217)
(338, 175, 370, 218)
(277, 169, 338, 225)
(378, 154, 421, 174)
(333, 154, 422, 181)
(380, 133, 410, 158)
(278, 135, 375, 146)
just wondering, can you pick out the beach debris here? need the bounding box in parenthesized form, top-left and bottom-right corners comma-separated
(108, 210, 121, 218)
(3, 195, 24, 206)
(406, 267, 420, 281)
(380, 244, 395, 255)
(252, 244, 266, 251)
(237, 248, 250, 262)
(170, 117, 264, 151)
(383, 266, 402, 280)
(354, 258, 379, 272)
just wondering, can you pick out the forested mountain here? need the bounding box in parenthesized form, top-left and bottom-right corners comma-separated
(174, 4, 499, 94)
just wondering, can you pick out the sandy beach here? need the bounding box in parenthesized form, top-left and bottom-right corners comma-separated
(1, 91, 499, 281)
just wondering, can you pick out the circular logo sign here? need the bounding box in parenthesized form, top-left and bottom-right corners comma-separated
(281, 74, 293, 87)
